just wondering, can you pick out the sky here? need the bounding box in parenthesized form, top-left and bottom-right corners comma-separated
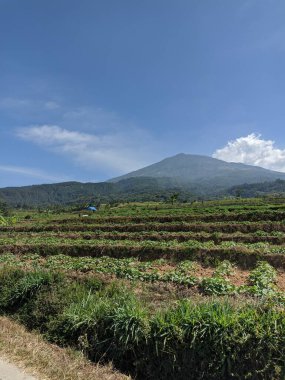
(0, 0, 285, 187)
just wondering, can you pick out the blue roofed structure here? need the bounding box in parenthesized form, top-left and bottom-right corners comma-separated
(86, 206, 97, 211)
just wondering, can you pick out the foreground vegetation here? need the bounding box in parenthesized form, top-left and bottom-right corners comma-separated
(1, 266, 285, 379)
(2, 198, 285, 379)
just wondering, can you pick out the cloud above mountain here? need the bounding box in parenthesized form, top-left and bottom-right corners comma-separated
(17, 123, 154, 175)
(213, 133, 285, 172)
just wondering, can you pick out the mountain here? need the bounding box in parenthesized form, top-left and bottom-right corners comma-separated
(110, 153, 285, 190)
(2, 154, 285, 208)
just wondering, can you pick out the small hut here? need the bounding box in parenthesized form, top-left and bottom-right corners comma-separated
(86, 206, 97, 212)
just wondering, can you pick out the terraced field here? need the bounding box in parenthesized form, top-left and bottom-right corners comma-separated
(2, 199, 285, 379)
(3, 199, 285, 272)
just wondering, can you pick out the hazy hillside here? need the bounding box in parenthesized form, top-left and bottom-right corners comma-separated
(226, 179, 285, 198)
(110, 153, 285, 189)
(0, 177, 197, 207)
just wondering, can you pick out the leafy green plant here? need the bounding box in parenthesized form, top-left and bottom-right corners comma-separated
(248, 261, 277, 296)
(213, 260, 236, 277)
(200, 276, 236, 295)
(0, 215, 7, 226)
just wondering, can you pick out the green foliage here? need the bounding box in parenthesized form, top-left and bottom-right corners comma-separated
(199, 260, 237, 296)
(200, 277, 236, 295)
(0, 267, 25, 311)
(1, 269, 285, 378)
(249, 261, 277, 296)
(213, 260, 236, 277)
(0, 215, 17, 226)
(148, 300, 285, 380)
(0, 215, 7, 226)
(228, 179, 285, 198)
(0, 267, 62, 313)
(0, 266, 285, 378)
(0, 199, 10, 216)
(18, 278, 68, 331)
(0, 178, 197, 207)
(0, 254, 283, 301)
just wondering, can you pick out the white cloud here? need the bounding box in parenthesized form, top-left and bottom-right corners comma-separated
(213, 133, 285, 172)
(0, 165, 66, 182)
(17, 124, 153, 174)
(18, 125, 92, 145)
(6, 100, 160, 178)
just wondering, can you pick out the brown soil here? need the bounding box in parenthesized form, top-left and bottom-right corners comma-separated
(276, 270, 285, 291)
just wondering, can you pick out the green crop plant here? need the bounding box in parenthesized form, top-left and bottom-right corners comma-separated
(199, 260, 237, 296)
(200, 277, 236, 295)
(176, 260, 197, 273)
(248, 261, 277, 296)
(213, 260, 236, 277)
(0, 215, 7, 226)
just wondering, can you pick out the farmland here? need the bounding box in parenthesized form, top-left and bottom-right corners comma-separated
(2, 198, 285, 379)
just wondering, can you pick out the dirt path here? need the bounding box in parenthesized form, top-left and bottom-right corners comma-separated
(0, 358, 37, 380)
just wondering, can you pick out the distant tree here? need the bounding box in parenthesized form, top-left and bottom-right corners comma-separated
(0, 200, 10, 217)
(235, 189, 242, 198)
(169, 193, 180, 205)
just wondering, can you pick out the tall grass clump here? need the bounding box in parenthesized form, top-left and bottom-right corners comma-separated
(146, 300, 285, 379)
(48, 281, 150, 374)
(0, 267, 63, 312)
(1, 268, 285, 379)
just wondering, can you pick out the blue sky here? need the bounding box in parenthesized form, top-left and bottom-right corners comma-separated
(0, 0, 285, 187)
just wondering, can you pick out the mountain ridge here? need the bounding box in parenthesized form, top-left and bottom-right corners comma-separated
(1, 153, 285, 207)
(109, 153, 285, 187)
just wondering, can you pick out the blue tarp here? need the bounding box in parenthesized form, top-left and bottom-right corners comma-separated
(86, 206, 97, 211)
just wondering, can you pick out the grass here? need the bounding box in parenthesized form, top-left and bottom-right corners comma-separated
(1, 267, 285, 379)
(0, 316, 130, 380)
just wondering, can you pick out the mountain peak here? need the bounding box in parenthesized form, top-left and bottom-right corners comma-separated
(109, 153, 285, 187)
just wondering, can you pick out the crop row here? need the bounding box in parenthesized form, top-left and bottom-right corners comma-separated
(1, 236, 285, 252)
(0, 253, 280, 297)
(2, 230, 285, 244)
(46, 210, 285, 224)
(3, 221, 285, 233)
(1, 241, 285, 268)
